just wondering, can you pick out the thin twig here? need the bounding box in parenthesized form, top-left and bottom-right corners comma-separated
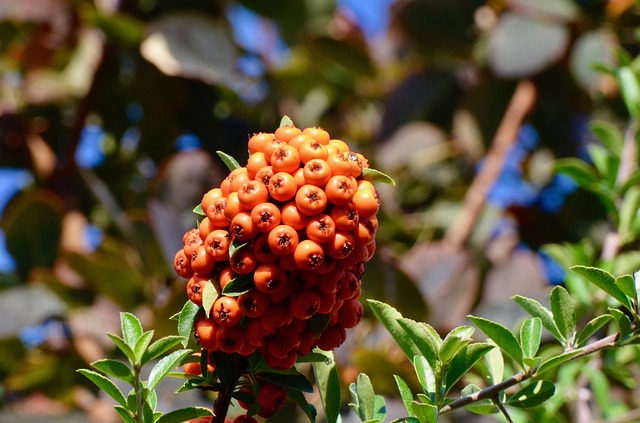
(444, 80, 537, 251)
(492, 397, 514, 423)
(439, 332, 620, 415)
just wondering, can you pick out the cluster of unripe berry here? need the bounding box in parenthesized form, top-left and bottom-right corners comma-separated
(173, 124, 379, 376)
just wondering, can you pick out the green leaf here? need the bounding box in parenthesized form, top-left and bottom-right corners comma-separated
(142, 336, 185, 365)
(589, 120, 623, 156)
(114, 406, 136, 423)
(550, 286, 576, 346)
(615, 274, 636, 300)
(413, 355, 436, 400)
(209, 351, 235, 390)
(617, 66, 640, 119)
(394, 375, 415, 417)
(468, 316, 523, 369)
(216, 150, 241, 171)
(77, 369, 127, 408)
(368, 300, 422, 362)
(554, 158, 598, 189)
(280, 115, 294, 127)
(484, 341, 504, 385)
(221, 273, 254, 297)
(193, 204, 205, 216)
(229, 239, 249, 258)
(512, 295, 563, 343)
(523, 357, 542, 369)
(287, 388, 317, 423)
(411, 402, 438, 423)
(439, 326, 474, 364)
(147, 349, 191, 391)
(461, 385, 498, 415)
(535, 350, 581, 376)
(296, 352, 329, 363)
(133, 331, 154, 365)
(155, 407, 213, 423)
(312, 350, 341, 423)
(507, 380, 555, 408)
(91, 359, 134, 384)
(362, 168, 396, 186)
(107, 333, 136, 364)
(618, 187, 640, 237)
(120, 312, 143, 348)
(308, 313, 331, 338)
(444, 343, 494, 396)
(202, 280, 219, 317)
(397, 318, 441, 371)
(608, 308, 631, 339)
(258, 371, 314, 393)
(178, 300, 201, 346)
(349, 373, 377, 421)
(520, 318, 542, 359)
(571, 265, 633, 312)
(575, 314, 613, 348)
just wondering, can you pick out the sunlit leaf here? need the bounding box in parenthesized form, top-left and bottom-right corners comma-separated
(349, 373, 377, 422)
(397, 318, 441, 371)
(575, 314, 613, 348)
(535, 350, 581, 376)
(608, 308, 631, 339)
(221, 273, 253, 297)
(368, 300, 422, 361)
(280, 115, 294, 127)
(520, 317, 542, 359)
(107, 334, 136, 364)
(411, 401, 438, 423)
(202, 280, 219, 317)
(133, 331, 154, 365)
(193, 204, 205, 216)
(443, 343, 494, 396)
(147, 349, 191, 391)
(92, 359, 133, 384)
(571, 266, 632, 312)
(216, 150, 241, 171)
(362, 168, 396, 186)
(468, 316, 523, 368)
(512, 295, 563, 342)
(155, 407, 213, 423)
(313, 350, 341, 423)
(413, 356, 436, 400)
(142, 336, 186, 365)
(439, 326, 474, 364)
(394, 375, 415, 417)
(178, 301, 200, 347)
(550, 286, 575, 346)
(461, 384, 498, 415)
(77, 369, 127, 408)
(114, 406, 136, 423)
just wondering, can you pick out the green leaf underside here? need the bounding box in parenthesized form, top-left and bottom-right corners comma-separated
(520, 317, 542, 359)
(221, 273, 253, 296)
(78, 369, 127, 408)
(413, 355, 436, 399)
(571, 266, 633, 311)
(468, 316, 523, 369)
(193, 204, 205, 216)
(202, 280, 219, 317)
(147, 349, 192, 391)
(216, 150, 241, 171)
(550, 286, 576, 345)
(178, 301, 200, 346)
(362, 168, 396, 186)
(512, 295, 563, 342)
(313, 350, 341, 423)
(120, 312, 143, 348)
(507, 380, 555, 408)
(394, 375, 416, 417)
(349, 373, 376, 421)
(280, 115, 294, 127)
(155, 407, 214, 423)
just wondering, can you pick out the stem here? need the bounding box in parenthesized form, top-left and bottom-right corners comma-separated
(213, 391, 234, 423)
(211, 354, 248, 423)
(438, 332, 620, 415)
(133, 364, 144, 422)
(493, 398, 514, 423)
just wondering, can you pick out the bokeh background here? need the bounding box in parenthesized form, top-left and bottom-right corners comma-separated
(0, 0, 637, 421)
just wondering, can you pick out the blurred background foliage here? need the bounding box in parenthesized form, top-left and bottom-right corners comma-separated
(1, 0, 640, 421)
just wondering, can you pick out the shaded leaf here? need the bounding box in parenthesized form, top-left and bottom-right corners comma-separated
(287, 388, 317, 423)
(147, 349, 191, 391)
(554, 158, 598, 189)
(615, 274, 636, 300)
(221, 273, 253, 297)
(589, 120, 623, 156)
(155, 407, 213, 423)
(258, 371, 314, 393)
(91, 359, 133, 384)
(608, 308, 631, 339)
(114, 406, 136, 423)
(468, 316, 523, 369)
(77, 369, 127, 408)
(362, 168, 396, 186)
(571, 266, 632, 312)
(312, 350, 341, 423)
(507, 380, 555, 408)
(575, 314, 613, 348)
(216, 150, 241, 172)
(512, 296, 562, 342)
(178, 301, 200, 347)
(520, 318, 542, 359)
(308, 313, 331, 338)
(550, 286, 575, 345)
(444, 343, 494, 396)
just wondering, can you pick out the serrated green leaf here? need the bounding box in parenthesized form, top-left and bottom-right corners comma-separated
(362, 168, 396, 186)
(258, 371, 314, 393)
(155, 407, 213, 423)
(413, 356, 436, 400)
(202, 280, 219, 317)
(78, 369, 128, 408)
(114, 405, 136, 423)
(411, 401, 438, 423)
(439, 326, 474, 364)
(615, 274, 636, 300)
(120, 312, 143, 348)
(91, 359, 133, 384)
(575, 314, 613, 348)
(313, 350, 341, 423)
(280, 115, 294, 127)
(608, 308, 631, 338)
(287, 388, 317, 423)
(107, 333, 136, 364)
(142, 336, 185, 365)
(468, 316, 523, 369)
(550, 286, 575, 346)
(535, 350, 581, 376)
(461, 384, 498, 415)
(177, 301, 200, 347)
(507, 380, 555, 408)
(221, 273, 253, 297)
(512, 295, 563, 342)
(484, 340, 504, 385)
(133, 331, 154, 365)
(193, 204, 205, 216)
(147, 349, 191, 391)
(397, 318, 441, 371)
(520, 317, 542, 359)
(368, 300, 421, 362)
(216, 150, 241, 171)
(229, 239, 249, 258)
(444, 343, 494, 396)
(571, 265, 633, 312)
(349, 373, 376, 421)
(394, 375, 415, 417)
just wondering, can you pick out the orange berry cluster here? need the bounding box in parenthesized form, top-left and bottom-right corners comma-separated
(174, 124, 379, 371)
